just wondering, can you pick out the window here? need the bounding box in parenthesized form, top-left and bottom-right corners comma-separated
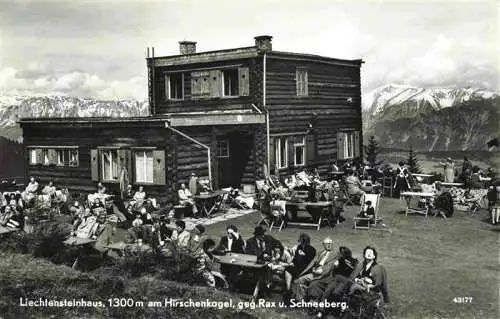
(222, 69, 239, 97)
(56, 149, 79, 167)
(166, 73, 184, 100)
(275, 137, 288, 169)
(217, 140, 229, 158)
(101, 149, 119, 181)
(344, 132, 355, 159)
(29, 149, 37, 165)
(294, 137, 305, 166)
(135, 151, 154, 183)
(296, 68, 308, 96)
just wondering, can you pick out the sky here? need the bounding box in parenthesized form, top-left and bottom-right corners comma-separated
(0, 0, 498, 100)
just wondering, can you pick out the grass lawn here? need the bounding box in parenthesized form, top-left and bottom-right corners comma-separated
(203, 197, 499, 319)
(1, 197, 498, 318)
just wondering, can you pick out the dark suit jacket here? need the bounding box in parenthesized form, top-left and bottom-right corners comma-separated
(349, 262, 389, 302)
(246, 234, 282, 257)
(291, 245, 317, 275)
(214, 235, 246, 255)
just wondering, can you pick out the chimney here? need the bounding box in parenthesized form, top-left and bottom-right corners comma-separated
(179, 41, 197, 55)
(254, 35, 273, 52)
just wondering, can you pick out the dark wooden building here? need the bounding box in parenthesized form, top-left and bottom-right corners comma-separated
(20, 35, 363, 205)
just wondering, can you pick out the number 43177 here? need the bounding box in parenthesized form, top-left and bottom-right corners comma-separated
(453, 297, 473, 303)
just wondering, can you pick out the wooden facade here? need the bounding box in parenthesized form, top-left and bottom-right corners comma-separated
(20, 35, 362, 204)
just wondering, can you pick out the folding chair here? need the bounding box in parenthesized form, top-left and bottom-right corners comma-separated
(269, 199, 286, 231)
(354, 193, 381, 230)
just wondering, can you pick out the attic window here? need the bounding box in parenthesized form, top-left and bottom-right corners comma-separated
(296, 68, 308, 97)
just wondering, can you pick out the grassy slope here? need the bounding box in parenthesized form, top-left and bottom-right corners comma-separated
(203, 198, 499, 319)
(1, 198, 498, 318)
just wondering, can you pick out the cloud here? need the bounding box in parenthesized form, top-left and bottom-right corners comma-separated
(0, 67, 147, 100)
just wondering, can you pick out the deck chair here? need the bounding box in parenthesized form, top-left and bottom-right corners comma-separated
(269, 199, 286, 231)
(354, 193, 381, 230)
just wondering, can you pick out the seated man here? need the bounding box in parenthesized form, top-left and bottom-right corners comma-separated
(290, 236, 338, 301)
(357, 200, 376, 227)
(91, 212, 116, 253)
(178, 183, 198, 217)
(125, 217, 145, 244)
(41, 180, 56, 197)
(151, 216, 174, 256)
(284, 233, 317, 297)
(307, 246, 359, 303)
(73, 208, 98, 239)
(171, 220, 191, 249)
(246, 225, 282, 260)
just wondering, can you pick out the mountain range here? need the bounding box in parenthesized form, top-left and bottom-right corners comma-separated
(362, 85, 499, 151)
(0, 85, 498, 151)
(0, 95, 150, 141)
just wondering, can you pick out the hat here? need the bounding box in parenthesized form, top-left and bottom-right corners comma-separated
(253, 225, 266, 236)
(446, 157, 452, 161)
(323, 237, 333, 244)
(191, 172, 196, 176)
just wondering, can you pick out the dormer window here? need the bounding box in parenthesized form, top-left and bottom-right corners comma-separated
(165, 73, 184, 100)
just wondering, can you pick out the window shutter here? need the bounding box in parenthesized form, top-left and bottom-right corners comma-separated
(337, 132, 345, 160)
(269, 137, 275, 171)
(306, 134, 316, 166)
(165, 74, 170, 100)
(35, 149, 43, 165)
(296, 70, 302, 96)
(48, 149, 57, 165)
(91, 149, 99, 181)
(153, 150, 166, 185)
(191, 72, 201, 99)
(209, 70, 222, 98)
(238, 67, 249, 96)
(303, 71, 308, 96)
(354, 131, 361, 158)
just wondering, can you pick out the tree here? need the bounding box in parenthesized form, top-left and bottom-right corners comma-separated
(407, 144, 422, 174)
(364, 135, 383, 168)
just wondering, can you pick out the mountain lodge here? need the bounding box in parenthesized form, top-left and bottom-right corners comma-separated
(19, 36, 363, 205)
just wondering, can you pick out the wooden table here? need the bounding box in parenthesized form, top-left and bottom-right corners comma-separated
(193, 190, 227, 218)
(63, 237, 96, 269)
(400, 192, 435, 217)
(216, 253, 266, 301)
(285, 201, 333, 230)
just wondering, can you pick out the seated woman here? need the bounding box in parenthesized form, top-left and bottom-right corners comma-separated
(132, 186, 147, 208)
(41, 180, 56, 197)
(266, 242, 293, 290)
(73, 208, 98, 239)
(194, 238, 228, 288)
(345, 170, 369, 203)
(0, 205, 14, 226)
(178, 183, 198, 217)
(316, 246, 389, 318)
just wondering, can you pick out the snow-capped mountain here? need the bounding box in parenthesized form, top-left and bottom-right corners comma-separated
(362, 85, 499, 151)
(0, 95, 150, 141)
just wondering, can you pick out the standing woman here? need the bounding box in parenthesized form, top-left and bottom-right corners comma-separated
(440, 157, 455, 183)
